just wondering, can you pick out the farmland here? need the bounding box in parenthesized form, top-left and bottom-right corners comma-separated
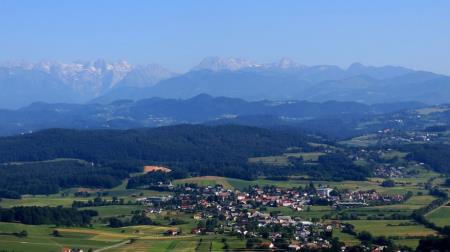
(0, 129, 449, 251)
(174, 176, 234, 189)
(248, 151, 325, 166)
(0, 222, 121, 252)
(346, 220, 437, 248)
(425, 205, 450, 227)
(0, 171, 446, 251)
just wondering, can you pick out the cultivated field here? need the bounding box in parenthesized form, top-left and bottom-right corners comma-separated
(0, 222, 122, 252)
(174, 176, 234, 189)
(0, 167, 444, 251)
(425, 205, 450, 227)
(248, 151, 325, 166)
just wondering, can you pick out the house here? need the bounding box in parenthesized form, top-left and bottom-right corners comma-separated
(317, 188, 333, 197)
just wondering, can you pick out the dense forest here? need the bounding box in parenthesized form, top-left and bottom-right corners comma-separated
(291, 153, 371, 181)
(402, 144, 450, 174)
(0, 160, 137, 196)
(0, 125, 313, 191)
(0, 125, 311, 163)
(0, 125, 373, 196)
(0, 206, 97, 226)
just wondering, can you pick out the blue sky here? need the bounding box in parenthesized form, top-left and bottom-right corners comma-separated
(1, 0, 449, 74)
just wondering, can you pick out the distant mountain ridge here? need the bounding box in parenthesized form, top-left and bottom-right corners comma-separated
(94, 57, 450, 105)
(1, 57, 450, 108)
(0, 94, 425, 136)
(0, 59, 176, 108)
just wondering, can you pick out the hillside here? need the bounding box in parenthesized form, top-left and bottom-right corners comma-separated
(0, 125, 312, 164)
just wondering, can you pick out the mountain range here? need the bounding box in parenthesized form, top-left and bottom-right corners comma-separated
(0, 59, 175, 108)
(1, 57, 450, 108)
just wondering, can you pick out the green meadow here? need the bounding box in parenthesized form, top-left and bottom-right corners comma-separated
(426, 205, 450, 227)
(0, 222, 122, 252)
(0, 166, 443, 251)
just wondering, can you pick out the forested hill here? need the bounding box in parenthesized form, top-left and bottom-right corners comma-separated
(0, 125, 311, 164)
(0, 125, 372, 197)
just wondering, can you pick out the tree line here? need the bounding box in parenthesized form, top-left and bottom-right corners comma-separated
(0, 206, 97, 226)
(0, 160, 138, 197)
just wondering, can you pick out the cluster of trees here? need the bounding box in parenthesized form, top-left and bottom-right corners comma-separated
(0, 160, 135, 196)
(0, 189, 21, 199)
(356, 231, 395, 248)
(416, 236, 450, 252)
(411, 188, 450, 235)
(72, 196, 129, 208)
(108, 213, 153, 228)
(290, 152, 371, 181)
(0, 230, 28, 239)
(342, 227, 411, 251)
(0, 206, 97, 226)
(197, 218, 218, 233)
(381, 179, 396, 187)
(127, 171, 173, 189)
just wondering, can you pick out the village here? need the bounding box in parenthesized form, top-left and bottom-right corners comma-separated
(136, 183, 407, 251)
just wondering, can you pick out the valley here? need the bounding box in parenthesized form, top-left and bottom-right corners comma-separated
(0, 124, 449, 251)
(2, 1, 450, 251)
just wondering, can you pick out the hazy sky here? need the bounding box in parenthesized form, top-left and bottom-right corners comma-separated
(1, 0, 449, 74)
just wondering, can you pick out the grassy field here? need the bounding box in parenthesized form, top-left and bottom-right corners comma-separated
(248, 152, 325, 166)
(83, 205, 146, 219)
(415, 107, 449, 115)
(0, 222, 241, 252)
(0, 194, 98, 208)
(346, 219, 436, 247)
(145, 210, 198, 232)
(0, 181, 171, 209)
(0, 171, 442, 251)
(332, 229, 360, 246)
(0, 222, 125, 252)
(108, 238, 197, 252)
(265, 205, 334, 220)
(107, 235, 245, 252)
(174, 176, 234, 189)
(227, 177, 383, 191)
(380, 151, 408, 160)
(425, 205, 450, 227)
(339, 134, 379, 147)
(345, 219, 436, 248)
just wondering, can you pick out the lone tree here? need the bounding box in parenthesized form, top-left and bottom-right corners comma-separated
(52, 229, 62, 237)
